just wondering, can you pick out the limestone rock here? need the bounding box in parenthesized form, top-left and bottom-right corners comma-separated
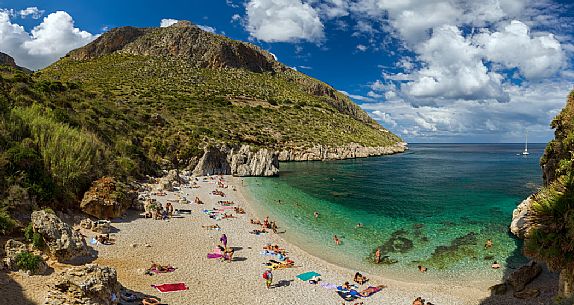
(31, 210, 89, 262)
(513, 288, 540, 299)
(44, 264, 121, 305)
(510, 196, 533, 239)
(3, 239, 28, 270)
(192, 146, 232, 176)
(230, 145, 279, 177)
(192, 144, 278, 177)
(158, 170, 182, 191)
(507, 261, 542, 292)
(489, 283, 507, 295)
(80, 218, 94, 230)
(3, 240, 47, 274)
(278, 142, 408, 161)
(80, 177, 134, 219)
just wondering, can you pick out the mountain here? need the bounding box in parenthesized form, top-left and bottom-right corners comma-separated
(39, 21, 404, 168)
(514, 90, 574, 299)
(0, 52, 29, 72)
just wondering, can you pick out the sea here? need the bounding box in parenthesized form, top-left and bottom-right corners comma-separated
(245, 143, 545, 283)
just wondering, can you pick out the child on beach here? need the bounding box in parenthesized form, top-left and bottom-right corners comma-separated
(263, 269, 273, 289)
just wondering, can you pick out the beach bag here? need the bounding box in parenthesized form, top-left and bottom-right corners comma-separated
(262, 271, 270, 280)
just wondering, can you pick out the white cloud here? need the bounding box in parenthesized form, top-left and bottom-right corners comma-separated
(231, 14, 242, 23)
(18, 7, 44, 19)
(0, 11, 96, 70)
(198, 25, 216, 33)
(245, 0, 324, 43)
(317, 0, 350, 19)
(403, 25, 508, 104)
(160, 18, 178, 27)
(474, 20, 564, 79)
(356, 44, 367, 51)
(372, 110, 397, 127)
(339, 90, 374, 102)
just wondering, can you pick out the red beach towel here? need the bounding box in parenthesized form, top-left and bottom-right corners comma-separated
(152, 283, 189, 293)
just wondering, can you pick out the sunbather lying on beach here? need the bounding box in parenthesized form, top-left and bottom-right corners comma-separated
(250, 218, 262, 225)
(96, 234, 114, 245)
(234, 207, 245, 214)
(265, 259, 295, 270)
(202, 224, 221, 230)
(250, 229, 267, 235)
(358, 285, 385, 297)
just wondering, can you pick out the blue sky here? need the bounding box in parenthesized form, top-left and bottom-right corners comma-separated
(1, 0, 573, 143)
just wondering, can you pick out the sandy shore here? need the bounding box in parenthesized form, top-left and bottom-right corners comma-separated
(4, 174, 558, 305)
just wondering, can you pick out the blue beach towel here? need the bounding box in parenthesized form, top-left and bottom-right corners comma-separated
(296, 271, 321, 281)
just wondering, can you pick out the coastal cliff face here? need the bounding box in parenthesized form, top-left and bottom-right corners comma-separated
(278, 142, 408, 161)
(512, 90, 574, 298)
(192, 145, 279, 177)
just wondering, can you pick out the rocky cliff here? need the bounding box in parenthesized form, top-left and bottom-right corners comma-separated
(192, 145, 279, 177)
(511, 90, 574, 298)
(278, 142, 408, 161)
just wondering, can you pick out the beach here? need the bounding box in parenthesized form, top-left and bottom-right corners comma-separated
(4, 174, 557, 305)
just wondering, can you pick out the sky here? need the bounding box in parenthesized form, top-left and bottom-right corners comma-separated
(0, 0, 573, 143)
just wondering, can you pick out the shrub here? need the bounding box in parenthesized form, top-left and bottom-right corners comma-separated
(0, 209, 16, 235)
(14, 251, 42, 272)
(24, 223, 45, 249)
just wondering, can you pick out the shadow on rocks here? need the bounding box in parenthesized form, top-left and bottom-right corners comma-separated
(0, 270, 37, 305)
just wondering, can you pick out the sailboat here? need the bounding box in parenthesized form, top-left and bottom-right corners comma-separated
(522, 132, 529, 155)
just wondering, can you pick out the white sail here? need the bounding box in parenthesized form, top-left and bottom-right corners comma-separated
(522, 132, 529, 155)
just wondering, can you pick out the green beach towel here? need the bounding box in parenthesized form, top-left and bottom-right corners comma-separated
(296, 271, 321, 281)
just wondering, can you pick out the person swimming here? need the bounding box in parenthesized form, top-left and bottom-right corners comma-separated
(485, 239, 493, 249)
(333, 235, 341, 245)
(314, 211, 319, 218)
(418, 265, 428, 272)
(491, 261, 501, 269)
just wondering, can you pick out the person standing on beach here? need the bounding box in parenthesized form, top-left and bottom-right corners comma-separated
(375, 248, 381, 264)
(263, 269, 273, 289)
(220, 234, 228, 249)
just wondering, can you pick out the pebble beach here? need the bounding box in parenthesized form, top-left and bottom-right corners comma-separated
(3, 174, 558, 305)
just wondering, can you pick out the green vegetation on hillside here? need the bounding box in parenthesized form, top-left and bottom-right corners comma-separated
(523, 90, 574, 298)
(40, 54, 400, 153)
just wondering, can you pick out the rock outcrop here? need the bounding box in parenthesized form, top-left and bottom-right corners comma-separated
(3, 239, 28, 270)
(230, 146, 279, 176)
(31, 210, 89, 262)
(510, 195, 533, 239)
(507, 261, 542, 292)
(44, 264, 121, 305)
(0, 52, 30, 71)
(193, 145, 279, 177)
(278, 142, 408, 161)
(80, 177, 135, 219)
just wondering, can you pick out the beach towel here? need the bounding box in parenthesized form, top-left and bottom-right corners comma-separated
(151, 283, 189, 293)
(337, 290, 359, 301)
(320, 283, 338, 290)
(296, 271, 321, 281)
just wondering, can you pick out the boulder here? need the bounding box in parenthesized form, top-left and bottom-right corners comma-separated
(80, 177, 134, 219)
(3, 239, 28, 270)
(507, 261, 542, 292)
(158, 170, 182, 191)
(44, 264, 121, 305)
(31, 210, 89, 262)
(510, 196, 533, 239)
(489, 283, 507, 295)
(80, 218, 94, 230)
(3, 239, 47, 274)
(92, 220, 111, 234)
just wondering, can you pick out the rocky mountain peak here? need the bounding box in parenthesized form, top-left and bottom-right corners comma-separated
(0, 52, 17, 67)
(67, 20, 283, 73)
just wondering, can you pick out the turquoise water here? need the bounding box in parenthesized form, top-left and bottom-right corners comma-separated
(245, 144, 544, 282)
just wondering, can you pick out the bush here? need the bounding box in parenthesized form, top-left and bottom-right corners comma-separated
(15, 251, 42, 272)
(0, 210, 16, 235)
(24, 223, 45, 249)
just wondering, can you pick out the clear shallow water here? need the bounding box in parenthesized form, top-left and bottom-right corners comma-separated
(245, 144, 544, 282)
